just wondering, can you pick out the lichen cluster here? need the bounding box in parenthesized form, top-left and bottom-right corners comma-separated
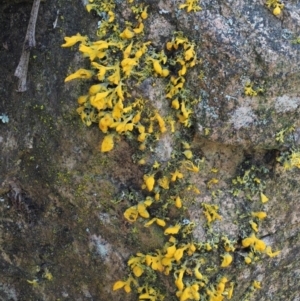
(265, 0, 284, 16)
(62, 0, 200, 154)
(275, 126, 300, 170)
(62, 0, 282, 300)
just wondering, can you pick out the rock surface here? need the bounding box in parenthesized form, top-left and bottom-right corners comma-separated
(0, 0, 300, 300)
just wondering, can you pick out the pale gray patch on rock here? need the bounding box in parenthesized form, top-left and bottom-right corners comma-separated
(0, 283, 18, 301)
(89, 234, 110, 260)
(274, 95, 300, 113)
(155, 134, 173, 162)
(230, 106, 257, 129)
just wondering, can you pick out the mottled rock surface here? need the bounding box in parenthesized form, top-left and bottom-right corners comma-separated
(0, 1, 300, 301)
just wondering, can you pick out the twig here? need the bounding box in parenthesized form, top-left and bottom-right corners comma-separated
(14, 0, 41, 92)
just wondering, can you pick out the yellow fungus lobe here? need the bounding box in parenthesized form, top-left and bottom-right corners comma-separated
(165, 244, 176, 258)
(183, 150, 193, 159)
(123, 41, 133, 59)
(227, 282, 234, 299)
(217, 277, 228, 294)
(183, 160, 199, 172)
(172, 98, 180, 110)
(273, 6, 281, 15)
(133, 22, 144, 34)
(245, 256, 252, 264)
(175, 196, 182, 208)
(77, 95, 89, 104)
(153, 60, 163, 75)
(138, 158, 146, 165)
(108, 11, 115, 23)
(143, 174, 155, 191)
(254, 239, 266, 252)
(141, 6, 148, 19)
(120, 28, 135, 39)
(221, 253, 233, 267)
(164, 224, 181, 235)
(158, 176, 170, 189)
(260, 192, 269, 203)
(144, 218, 157, 227)
(170, 170, 184, 182)
(64, 69, 94, 82)
(61, 33, 88, 47)
(137, 202, 149, 218)
(252, 280, 261, 289)
(153, 161, 160, 169)
(251, 211, 267, 219)
(242, 234, 256, 248)
(156, 218, 166, 227)
(101, 135, 114, 152)
(99, 114, 114, 133)
(113, 276, 136, 293)
(113, 280, 127, 291)
(265, 246, 281, 258)
(132, 265, 144, 277)
(161, 68, 170, 77)
(207, 178, 219, 189)
(123, 206, 138, 222)
(249, 220, 258, 232)
(194, 267, 203, 280)
(174, 246, 187, 262)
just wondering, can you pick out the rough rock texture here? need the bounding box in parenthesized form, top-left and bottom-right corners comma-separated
(190, 0, 300, 148)
(0, 0, 300, 301)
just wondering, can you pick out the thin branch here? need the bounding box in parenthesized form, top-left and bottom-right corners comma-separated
(14, 0, 41, 92)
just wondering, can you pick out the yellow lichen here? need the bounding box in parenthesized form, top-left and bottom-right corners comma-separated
(164, 224, 181, 235)
(220, 253, 233, 267)
(179, 0, 202, 12)
(143, 174, 155, 191)
(101, 134, 114, 152)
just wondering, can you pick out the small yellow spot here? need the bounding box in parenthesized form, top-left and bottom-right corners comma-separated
(164, 244, 176, 258)
(143, 174, 155, 191)
(101, 134, 114, 152)
(175, 196, 182, 208)
(245, 256, 252, 264)
(249, 220, 258, 232)
(43, 269, 53, 281)
(141, 6, 148, 19)
(138, 158, 146, 165)
(183, 150, 193, 159)
(252, 280, 261, 290)
(182, 160, 199, 172)
(132, 265, 144, 277)
(153, 161, 160, 169)
(251, 211, 267, 219)
(158, 176, 170, 189)
(273, 5, 281, 15)
(260, 192, 269, 203)
(220, 253, 233, 267)
(120, 27, 135, 39)
(133, 22, 144, 34)
(170, 170, 184, 182)
(179, 0, 202, 13)
(124, 206, 139, 222)
(207, 178, 219, 189)
(64, 69, 94, 82)
(27, 279, 38, 286)
(164, 224, 181, 235)
(265, 246, 281, 258)
(61, 33, 88, 47)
